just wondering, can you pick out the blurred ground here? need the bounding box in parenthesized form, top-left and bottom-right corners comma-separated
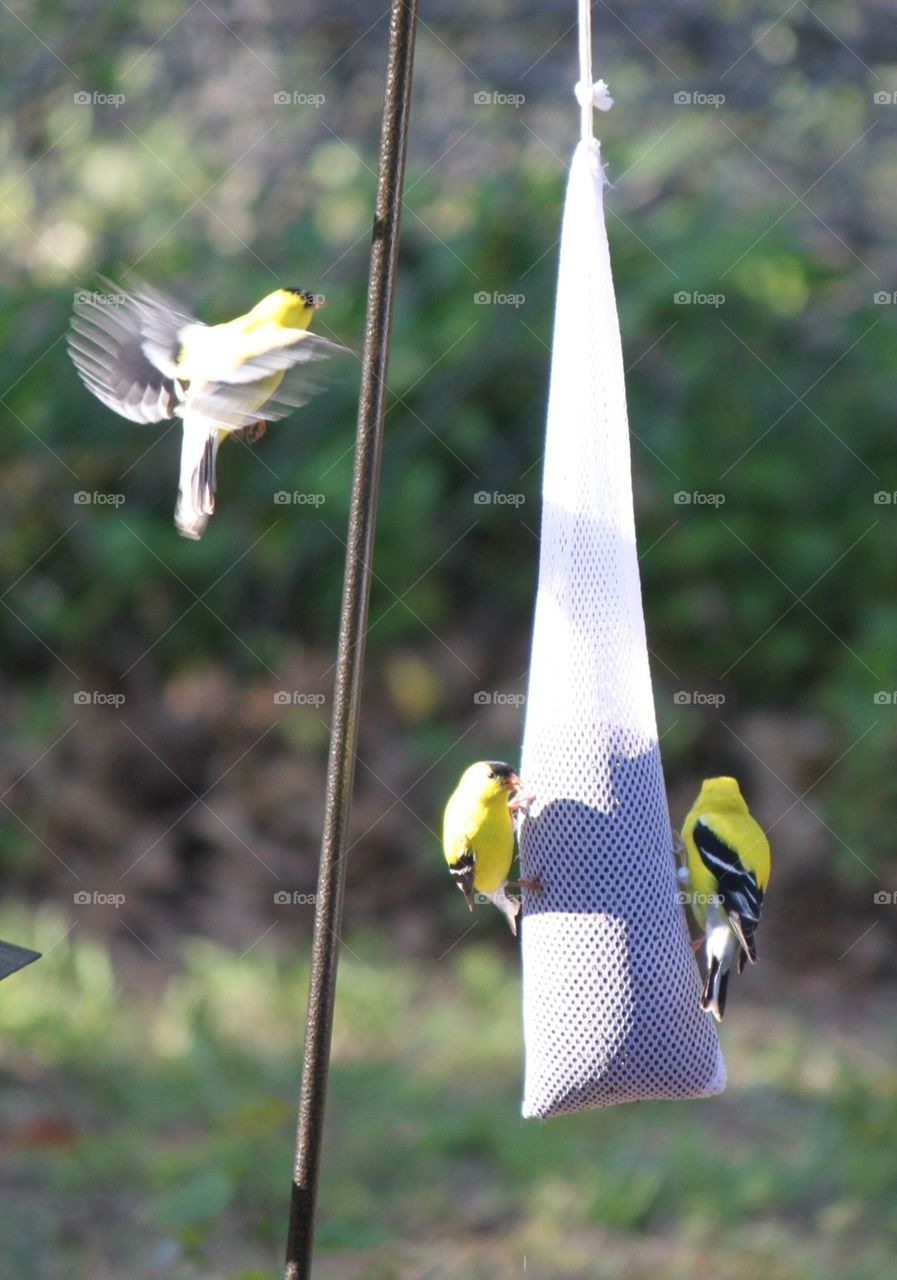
(2, 0, 897, 1274)
(3, 912, 897, 1280)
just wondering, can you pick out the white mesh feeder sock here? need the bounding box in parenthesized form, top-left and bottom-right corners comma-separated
(518, 131, 726, 1117)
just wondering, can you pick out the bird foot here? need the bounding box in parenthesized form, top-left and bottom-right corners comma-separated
(508, 875, 543, 894)
(235, 420, 267, 444)
(509, 791, 535, 814)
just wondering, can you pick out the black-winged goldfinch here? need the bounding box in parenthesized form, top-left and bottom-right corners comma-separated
(442, 761, 525, 935)
(68, 281, 344, 539)
(680, 776, 771, 1022)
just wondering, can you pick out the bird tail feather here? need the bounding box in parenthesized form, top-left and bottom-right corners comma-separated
(700, 954, 730, 1022)
(176, 425, 221, 540)
(486, 884, 520, 937)
(730, 911, 758, 969)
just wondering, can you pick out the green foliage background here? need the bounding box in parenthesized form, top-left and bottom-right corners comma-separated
(2, 2, 895, 902)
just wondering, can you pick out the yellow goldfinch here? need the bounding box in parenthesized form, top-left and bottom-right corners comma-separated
(68, 281, 345, 539)
(442, 761, 525, 935)
(680, 776, 771, 1021)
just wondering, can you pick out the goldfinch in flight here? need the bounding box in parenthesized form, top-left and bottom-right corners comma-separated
(68, 281, 344, 539)
(442, 761, 527, 935)
(680, 776, 771, 1022)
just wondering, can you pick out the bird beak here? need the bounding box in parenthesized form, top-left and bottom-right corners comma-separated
(506, 772, 522, 793)
(312, 296, 325, 310)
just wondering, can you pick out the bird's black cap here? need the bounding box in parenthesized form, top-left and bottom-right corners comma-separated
(284, 286, 317, 307)
(485, 761, 517, 782)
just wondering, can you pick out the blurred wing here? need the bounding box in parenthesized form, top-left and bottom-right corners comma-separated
(185, 332, 348, 431)
(68, 280, 197, 424)
(127, 280, 198, 378)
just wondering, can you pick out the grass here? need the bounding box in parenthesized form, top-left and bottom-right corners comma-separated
(1, 907, 896, 1279)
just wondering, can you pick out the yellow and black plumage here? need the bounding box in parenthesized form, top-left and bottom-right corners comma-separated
(442, 760, 523, 934)
(680, 776, 772, 1021)
(68, 281, 345, 539)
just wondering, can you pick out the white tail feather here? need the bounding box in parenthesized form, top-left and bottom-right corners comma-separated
(486, 883, 520, 936)
(175, 423, 220, 540)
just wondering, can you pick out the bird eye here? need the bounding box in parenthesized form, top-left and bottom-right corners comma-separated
(487, 770, 496, 779)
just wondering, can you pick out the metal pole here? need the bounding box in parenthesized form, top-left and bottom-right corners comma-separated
(284, 2, 419, 1275)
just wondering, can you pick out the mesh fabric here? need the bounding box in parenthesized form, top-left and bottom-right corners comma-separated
(519, 140, 726, 1117)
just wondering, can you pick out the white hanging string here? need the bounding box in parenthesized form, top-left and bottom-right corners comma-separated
(575, 0, 613, 146)
(578, 0, 593, 145)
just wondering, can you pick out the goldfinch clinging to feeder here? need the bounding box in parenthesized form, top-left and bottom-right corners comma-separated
(680, 776, 771, 1022)
(68, 280, 345, 539)
(442, 761, 528, 935)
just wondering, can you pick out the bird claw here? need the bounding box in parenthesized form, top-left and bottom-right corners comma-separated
(508, 874, 543, 894)
(509, 790, 535, 814)
(235, 420, 267, 444)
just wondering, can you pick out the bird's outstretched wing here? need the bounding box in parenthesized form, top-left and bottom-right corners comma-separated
(68, 280, 196, 423)
(184, 333, 349, 431)
(692, 818, 764, 963)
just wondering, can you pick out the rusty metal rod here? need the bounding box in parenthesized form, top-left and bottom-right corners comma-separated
(284, 2, 419, 1275)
